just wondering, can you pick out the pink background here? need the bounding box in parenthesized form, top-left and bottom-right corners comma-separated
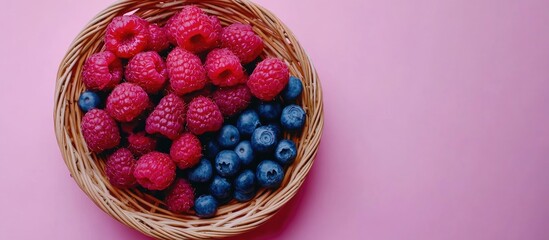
(1, 0, 549, 239)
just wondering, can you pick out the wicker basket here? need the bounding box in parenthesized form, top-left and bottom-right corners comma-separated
(54, 0, 323, 239)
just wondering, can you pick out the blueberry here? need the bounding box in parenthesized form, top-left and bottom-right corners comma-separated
(234, 140, 254, 166)
(194, 195, 218, 218)
(215, 150, 241, 177)
(217, 125, 240, 148)
(205, 140, 221, 160)
(78, 91, 101, 112)
(256, 160, 285, 188)
(251, 126, 279, 153)
(234, 190, 257, 202)
(209, 176, 232, 199)
(266, 124, 282, 139)
(274, 139, 297, 166)
(282, 76, 303, 102)
(280, 105, 306, 131)
(257, 101, 282, 122)
(188, 159, 213, 183)
(236, 109, 261, 137)
(234, 169, 256, 193)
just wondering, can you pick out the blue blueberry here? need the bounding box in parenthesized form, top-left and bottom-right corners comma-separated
(257, 101, 282, 122)
(210, 176, 232, 199)
(236, 109, 261, 137)
(274, 139, 297, 166)
(282, 76, 303, 101)
(256, 160, 285, 188)
(234, 169, 256, 193)
(188, 159, 213, 183)
(251, 126, 279, 153)
(217, 125, 240, 148)
(205, 140, 221, 160)
(280, 105, 306, 131)
(215, 150, 241, 177)
(234, 140, 254, 166)
(266, 124, 282, 139)
(194, 195, 218, 218)
(78, 91, 101, 112)
(234, 190, 257, 202)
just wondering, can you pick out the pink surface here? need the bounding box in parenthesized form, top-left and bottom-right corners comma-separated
(1, 0, 549, 239)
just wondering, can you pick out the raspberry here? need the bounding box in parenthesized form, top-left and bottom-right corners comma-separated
(247, 58, 289, 101)
(105, 15, 150, 58)
(166, 47, 207, 95)
(134, 152, 176, 190)
(106, 148, 137, 188)
(165, 6, 220, 53)
(127, 132, 157, 157)
(221, 23, 264, 63)
(82, 51, 122, 91)
(170, 133, 202, 169)
(81, 109, 120, 153)
(106, 83, 150, 122)
(212, 84, 252, 117)
(145, 94, 186, 140)
(205, 48, 246, 87)
(165, 178, 195, 213)
(125, 51, 168, 93)
(147, 24, 170, 52)
(182, 84, 213, 103)
(186, 96, 223, 135)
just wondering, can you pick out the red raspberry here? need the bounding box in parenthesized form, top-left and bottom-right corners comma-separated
(165, 6, 221, 53)
(166, 47, 207, 95)
(134, 152, 176, 190)
(165, 178, 195, 213)
(247, 58, 289, 101)
(106, 148, 137, 188)
(170, 133, 202, 169)
(186, 96, 223, 135)
(221, 23, 264, 64)
(212, 84, 252, 117)
(81, 109, 120, 153)
(106, 83, 149, 122)
(205, 48, 246, 87)
(145, 94, 186, 140)
(182, 84, 213, 103)
(125, 51, 168, 93)
(82, 51, 122, 91)
(147, 24, 170, 52)
(105, 15, 150, 58)
(127, 132, 157, 157)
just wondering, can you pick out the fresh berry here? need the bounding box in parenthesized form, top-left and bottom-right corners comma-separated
(105, 15, 150, 58)
(247, 58, 289, 101)
(257, 101, 282, 122)
(256, 160, 284, 189)
(282, 76, 303, 102)
(125, 51, 168, 93)
(209, 176, 232, 199)
(280, 104, 306, 131)
(214, 150, 241, 177)
(106, 83, 149, 122)
(194, 195, 218, 218)
(212, 84, 252, 117)
(105, 148, 136, 188)
(205, 48, 246, 87)
(127, 132, 157, 157)
(234, 169, 256, 193)
(275, 139, 297, 166)
(146, 94, 186, 140)
(216, 125, 240, 149)
(81, 51, 122, 91)
(170, 133, 202, 169)
(78, 91, 101, 112)
(234, 189, 256, 202)
(147, 24, 170, 52)
(182, 84, 214, 103)
(220, 23, 264, 63)
(81, 109, 120, 153)
(165, 6, 221, 53)
(186, 96, 223, 135)
(134, 152, 176, 190)
(165, 178, 195, 213)
(205, 140, 221, 160)
(234, 140, 254, 166)
(166, 47, 207, 95)
(251, 125, 279, 153)
(236, 109, 261, 137)
(188, 158, 213, 183)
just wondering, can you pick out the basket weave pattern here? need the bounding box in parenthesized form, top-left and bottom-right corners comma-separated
(54, 0, 323, 239)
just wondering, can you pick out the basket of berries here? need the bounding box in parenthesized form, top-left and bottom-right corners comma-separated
(54, 0, 323, 239)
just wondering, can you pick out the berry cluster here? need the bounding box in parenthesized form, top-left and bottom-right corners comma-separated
(78, 5, 305, 218)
